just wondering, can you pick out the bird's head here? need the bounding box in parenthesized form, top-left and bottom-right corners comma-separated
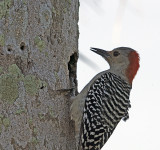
(91, 47, 140, 85)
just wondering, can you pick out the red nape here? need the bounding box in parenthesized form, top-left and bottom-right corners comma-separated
(126, 51, 140, 84)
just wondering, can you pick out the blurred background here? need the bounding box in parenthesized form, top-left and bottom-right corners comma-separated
(78, 0, 160, 149)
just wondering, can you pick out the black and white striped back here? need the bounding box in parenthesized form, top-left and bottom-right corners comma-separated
(80, 72, 131, 150)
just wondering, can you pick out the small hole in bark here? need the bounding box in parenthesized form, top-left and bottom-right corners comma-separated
(7, 45, 12, 52)
(40, 85, 44, 89)
(20, 42, 25, 50)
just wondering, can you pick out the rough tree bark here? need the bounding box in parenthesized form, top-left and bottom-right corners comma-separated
(0, 0, 79, 149)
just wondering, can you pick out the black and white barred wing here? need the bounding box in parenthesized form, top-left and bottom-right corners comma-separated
(80, 73, 131, 150)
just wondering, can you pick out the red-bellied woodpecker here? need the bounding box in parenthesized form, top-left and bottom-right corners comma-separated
(71, 47, 140, 150)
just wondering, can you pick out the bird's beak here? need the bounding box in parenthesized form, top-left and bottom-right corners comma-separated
(90, 47, 110, 58)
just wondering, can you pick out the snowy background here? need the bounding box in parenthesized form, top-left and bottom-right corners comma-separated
(78, 0, 160, 149)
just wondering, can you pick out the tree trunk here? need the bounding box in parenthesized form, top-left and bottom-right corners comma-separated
(0, 0, 79, 149)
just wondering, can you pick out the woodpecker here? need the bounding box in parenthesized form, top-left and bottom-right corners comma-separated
(71, 47, 140, 150)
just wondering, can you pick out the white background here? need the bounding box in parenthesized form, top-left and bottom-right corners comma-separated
(78, 0, 160, 149)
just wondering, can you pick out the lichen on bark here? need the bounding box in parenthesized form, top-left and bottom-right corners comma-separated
(0, 64, 47, 103)
(0, 0, 13, 19)
(0, 64, 22, 103)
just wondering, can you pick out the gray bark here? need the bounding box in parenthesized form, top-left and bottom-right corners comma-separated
(0, 0, 79, 149)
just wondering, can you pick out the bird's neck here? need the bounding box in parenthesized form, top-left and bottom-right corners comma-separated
(108, 67, 131, 85)
(126, 51, 140, 84)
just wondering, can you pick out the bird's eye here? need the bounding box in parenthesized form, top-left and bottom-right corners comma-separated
(113, 51, 120, 57)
